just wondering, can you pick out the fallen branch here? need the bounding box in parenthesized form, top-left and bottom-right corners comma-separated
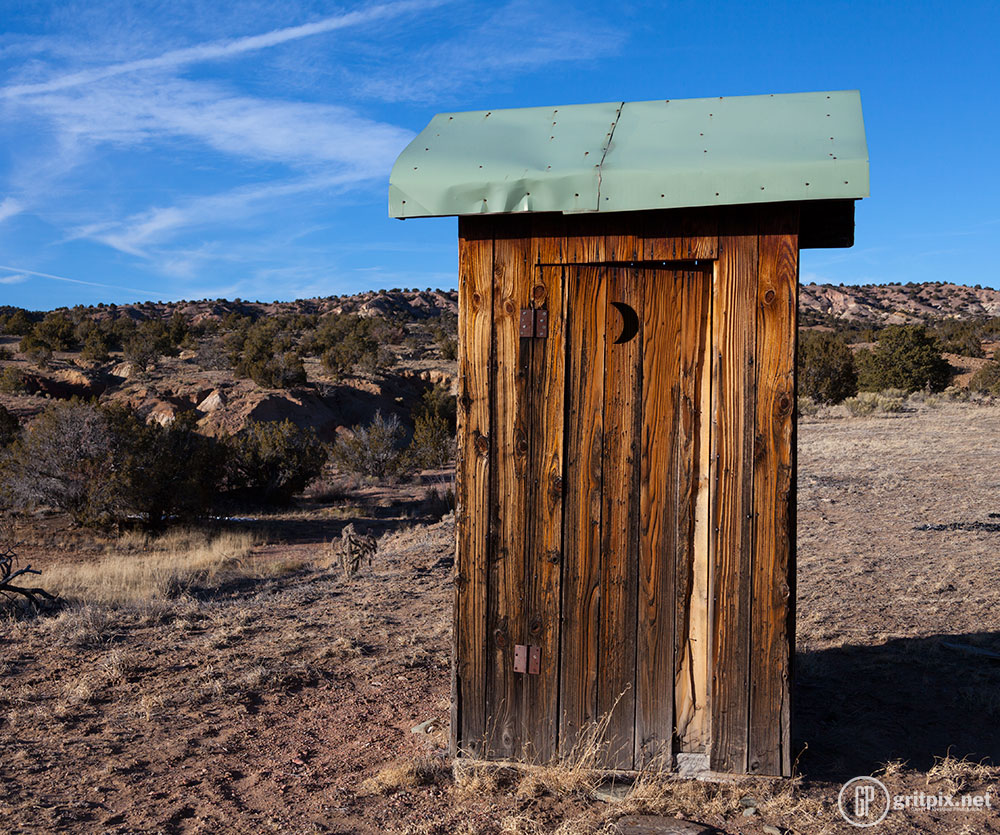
(0, 525, 58, 609)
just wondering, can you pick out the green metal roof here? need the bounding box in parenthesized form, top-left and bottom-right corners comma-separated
(389, 90, 868, 218)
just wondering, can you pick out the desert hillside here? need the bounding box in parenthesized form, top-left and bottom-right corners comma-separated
(0, 289, 459, 441)
(800, 281, 1000, 325)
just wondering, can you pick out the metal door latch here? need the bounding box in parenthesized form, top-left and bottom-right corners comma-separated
(519, 309, 548, 338)
(513, 644, 541, 674)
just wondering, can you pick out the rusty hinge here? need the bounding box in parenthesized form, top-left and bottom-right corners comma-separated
(519, 309, 548, 338)
(513, 644, 541, 674)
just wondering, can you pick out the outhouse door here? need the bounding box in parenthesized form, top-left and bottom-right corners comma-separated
(483, 262, 713, 771)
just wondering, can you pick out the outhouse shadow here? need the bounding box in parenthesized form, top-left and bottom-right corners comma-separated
(794, 631, 1000, 780)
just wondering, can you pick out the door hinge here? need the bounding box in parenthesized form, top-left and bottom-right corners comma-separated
(519, 309, 548, 338)
(514, 644, 541, 674)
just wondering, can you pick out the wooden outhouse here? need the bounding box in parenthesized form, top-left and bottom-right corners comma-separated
(390, 91, 868, 776)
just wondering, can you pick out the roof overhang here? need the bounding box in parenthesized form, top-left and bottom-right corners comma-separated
(389, 90, 869, 221)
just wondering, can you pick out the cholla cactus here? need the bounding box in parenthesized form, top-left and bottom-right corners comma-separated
(338, 523, 376, 578)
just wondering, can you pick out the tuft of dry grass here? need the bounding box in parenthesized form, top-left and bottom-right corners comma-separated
(43, 529, 258, 605)
(358, 757, 447, 796)
(926, 753, 999, 793)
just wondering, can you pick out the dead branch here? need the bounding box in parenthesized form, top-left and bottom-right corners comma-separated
(0, 520, 58, 609)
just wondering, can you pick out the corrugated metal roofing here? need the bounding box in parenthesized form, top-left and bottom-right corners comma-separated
(389, 90, 868, 218)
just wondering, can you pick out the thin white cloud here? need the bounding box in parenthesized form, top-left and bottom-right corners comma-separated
(23, 77, 413, 172)
(0, 0, 450, 99)
(352, 0, 624, 102)
(0, 197, 23, 223)
(73, 169, 376, 257)
(0, 273, 28, 285)
(0, 264, 162, 296)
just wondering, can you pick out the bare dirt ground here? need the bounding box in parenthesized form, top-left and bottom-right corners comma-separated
(4, 403, 1000, 833)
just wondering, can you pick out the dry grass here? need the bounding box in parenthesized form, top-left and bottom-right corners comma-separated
(43, 529, 259, 604)
(358, 757, 447, 796)
(926, 753, 1000, 793)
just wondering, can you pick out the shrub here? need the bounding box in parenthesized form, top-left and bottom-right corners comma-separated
(123, 320, 175, 369)
(797, 330, 857, 404)
(0, 309, 36, 336)
(934, 320, 986, 358)
(33, 311, 77, 351)
(18, 334, 52, 366)
(433, 312, 458, 360)
(855, 325, 951, 393)
(409, 412, 454, 469)
(797, 395, 820, 417)
(1, 401, 121, 527)
(226, 420, 327, 506)
(0, 367, 28, 394)
(843, 391, 906, 416)
(307, 315, 393, 379)
(969, 361, 1000, 395)
(1, 401, 225, 528)
(80, 329, 112, 362)
(103, 407, 225, 526)
(0, 405, 19, 448)
(334, 411, 409, 479)
(230, 320, 306, 388)
(407, 382, 457, 469)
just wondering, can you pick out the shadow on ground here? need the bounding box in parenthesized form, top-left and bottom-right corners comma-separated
(795, 632, 1000, 779)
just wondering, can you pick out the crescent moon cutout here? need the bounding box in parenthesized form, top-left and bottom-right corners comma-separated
(611, 301, 639, 344)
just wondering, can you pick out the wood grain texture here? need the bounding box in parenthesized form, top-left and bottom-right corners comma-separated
(454, 218, 493, 758)
(673, 268, 712, 754)
(521, 218, 566, 761)
(634, 268, 680, 768)
(640, 208, 719, 261)
(709, 212, 759, 774)
(559, 265, 607, 757)
(598, 267, 643, 769)
(748, 212, 798, 775)
(485, 221, 533, 758)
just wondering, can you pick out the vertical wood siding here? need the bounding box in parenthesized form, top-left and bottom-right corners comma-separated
(453, 207, 797, 776)
(454, 219, 493, 757)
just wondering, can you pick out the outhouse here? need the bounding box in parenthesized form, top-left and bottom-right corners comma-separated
(389, 91, 868, 776)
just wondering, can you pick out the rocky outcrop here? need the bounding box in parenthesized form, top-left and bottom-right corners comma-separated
(800, 282, 1000, 324)
(197, 389, 226, 413)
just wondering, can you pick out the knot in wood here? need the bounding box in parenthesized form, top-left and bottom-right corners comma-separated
(763, 288, 776, 305)
(474, 433, 489, 456)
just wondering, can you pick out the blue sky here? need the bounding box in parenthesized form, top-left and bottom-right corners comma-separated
(0, 0, 997, 310)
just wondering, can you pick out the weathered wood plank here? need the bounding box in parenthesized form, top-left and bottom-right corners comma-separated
(598, 266, 642, 770)
(635, 268, 680, 768)
(604, 213, 639, 263)
(709, 212, 759, 774)
(521, 218, 565, 761)
(454, 218, 493, 758)
(559, 265, 606, 758)
(748, 212, 798, 775)
(673, 267, 712, 754)
(640, 208, 719, 261)
(485, 221, 533, 758)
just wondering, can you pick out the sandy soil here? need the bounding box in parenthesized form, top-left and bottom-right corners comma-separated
(3, 403, 1000, 833)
